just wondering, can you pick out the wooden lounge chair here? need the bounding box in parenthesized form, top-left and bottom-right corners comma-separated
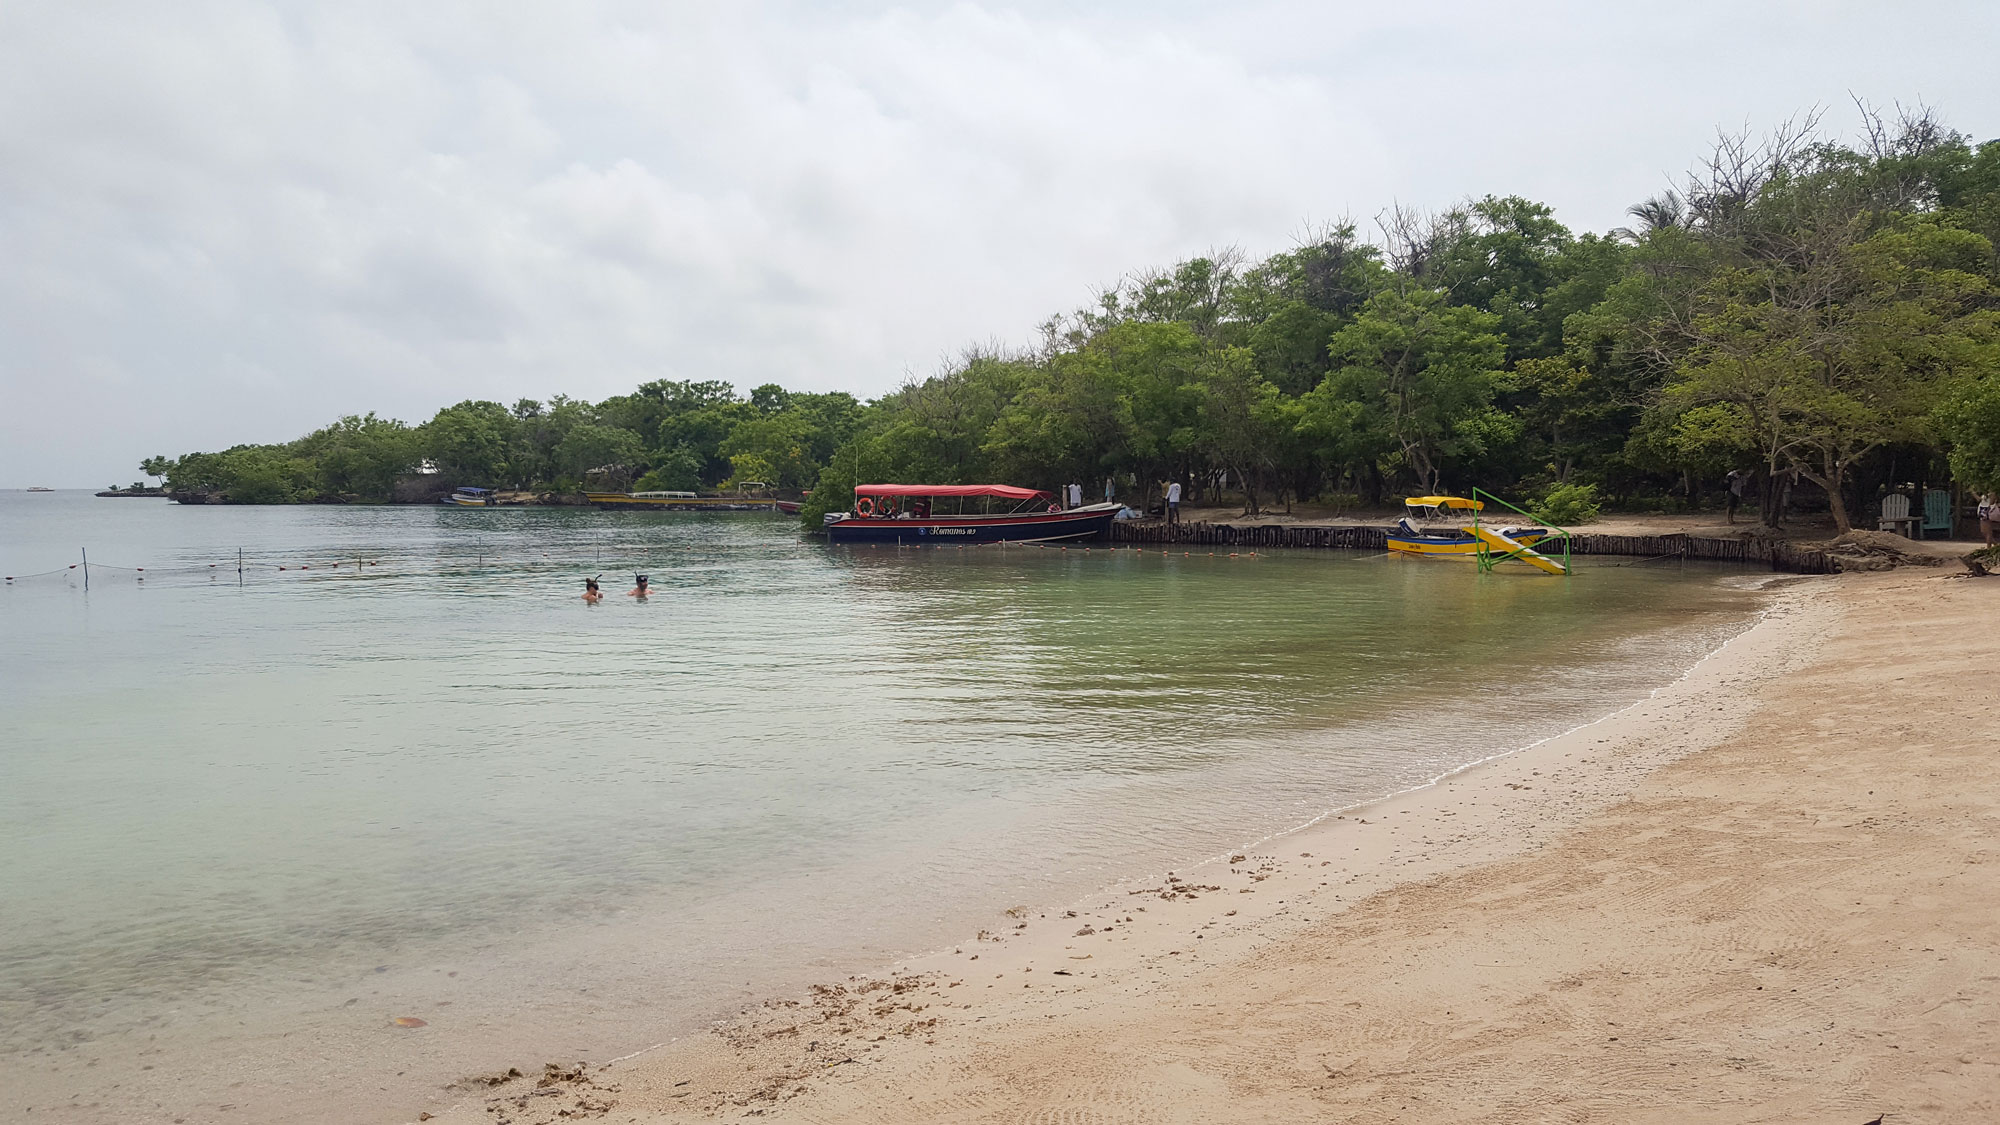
(1878, 493, 1920, 538)
(1921, 489, 1953, 539)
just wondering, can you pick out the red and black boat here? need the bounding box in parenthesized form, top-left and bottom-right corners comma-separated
(822, 484, 1120, 545)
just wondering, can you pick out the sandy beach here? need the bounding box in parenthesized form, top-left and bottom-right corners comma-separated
(421, 566, 1998, 1125)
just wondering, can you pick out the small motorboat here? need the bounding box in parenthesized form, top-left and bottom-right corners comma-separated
(442, 487, 498, 507)
(1385, 495, 1568, 574)
(823, 484, 1119, 545)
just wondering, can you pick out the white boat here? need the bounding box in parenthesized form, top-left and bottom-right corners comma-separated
(442, 487, 498, 507)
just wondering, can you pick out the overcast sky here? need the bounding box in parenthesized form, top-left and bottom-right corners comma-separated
(3, 1, 1996, 487)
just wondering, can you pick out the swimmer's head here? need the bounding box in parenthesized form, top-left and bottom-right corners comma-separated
(585, 576, 600, 591)
(634, 574, 649, 588)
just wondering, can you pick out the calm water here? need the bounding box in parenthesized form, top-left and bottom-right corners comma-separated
(1, 491, 1769, 1122)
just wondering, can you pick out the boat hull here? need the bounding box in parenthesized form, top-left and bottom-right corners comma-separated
(825, 505, 1118, 545)
(1387, 530, 1549, 557)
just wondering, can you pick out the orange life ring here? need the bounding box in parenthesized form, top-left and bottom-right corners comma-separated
(855, 496, 876, 517)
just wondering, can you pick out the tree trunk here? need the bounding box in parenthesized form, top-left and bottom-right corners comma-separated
(1793, 457, 1852, 532)
(1402, 440, 1438, 497)
(1824, 483, 1851, 532)
(1236, 462, 1261, 516)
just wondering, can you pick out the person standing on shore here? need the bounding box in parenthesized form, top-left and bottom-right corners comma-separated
(1067, 482, 1083, 510)
(1980, 493, 1997, 546)
(1166, 479, 1182, 527)
(1725, 469, 1747, 524)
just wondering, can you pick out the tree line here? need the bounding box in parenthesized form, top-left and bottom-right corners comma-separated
(151, 107, 2000, 531)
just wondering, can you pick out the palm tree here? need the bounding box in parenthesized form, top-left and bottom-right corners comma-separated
(1613, 191, 1686, 242)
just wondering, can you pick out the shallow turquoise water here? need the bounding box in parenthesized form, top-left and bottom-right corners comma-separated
(0, 491, 1768, 1122)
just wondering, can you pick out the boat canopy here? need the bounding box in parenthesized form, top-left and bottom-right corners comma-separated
(1404, 495, 1483, 511)
(454, 487, 495, 495)
(855, 483, 1049, 500)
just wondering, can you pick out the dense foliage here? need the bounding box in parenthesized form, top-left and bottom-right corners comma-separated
(153, 110, 2000, 530)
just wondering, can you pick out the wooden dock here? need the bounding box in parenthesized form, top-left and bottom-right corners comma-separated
(1109, 521, 1839, 575)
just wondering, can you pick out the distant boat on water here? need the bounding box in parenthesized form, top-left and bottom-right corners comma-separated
(822, 484, 1118, 544)
(25, 486, 56, 492)
(441, 487, 501, 507)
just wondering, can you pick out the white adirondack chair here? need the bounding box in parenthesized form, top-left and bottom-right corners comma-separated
(1878, 493, 1919, 537)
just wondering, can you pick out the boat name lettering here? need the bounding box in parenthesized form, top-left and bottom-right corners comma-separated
(921, 527, 977, 535)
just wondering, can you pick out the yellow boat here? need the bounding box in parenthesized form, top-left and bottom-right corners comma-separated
(1386, 496, 1568, 574)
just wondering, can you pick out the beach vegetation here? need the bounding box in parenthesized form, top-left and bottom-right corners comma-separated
(1533, 482, 1602, 526)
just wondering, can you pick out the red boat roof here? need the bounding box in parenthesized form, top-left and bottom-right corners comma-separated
(855, 483, 1049, 499)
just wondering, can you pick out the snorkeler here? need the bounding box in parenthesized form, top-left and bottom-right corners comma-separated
(627, 574, 649, 598)
(583, 575, 602, 603)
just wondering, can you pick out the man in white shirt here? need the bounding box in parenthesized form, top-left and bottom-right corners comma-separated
(1166, 480, 1182, 526)
(1068, 482, 1083, 509)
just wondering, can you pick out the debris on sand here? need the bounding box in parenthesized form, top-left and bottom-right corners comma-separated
(482, 1062, 615, 1124)
(1824, 530, 1944, 571)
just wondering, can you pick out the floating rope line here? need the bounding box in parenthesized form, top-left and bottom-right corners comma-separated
(11, 536, 1197, 587)
(3, 565, 80, 582)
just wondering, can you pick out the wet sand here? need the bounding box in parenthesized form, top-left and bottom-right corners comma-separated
(422, 568, 1999, 1125)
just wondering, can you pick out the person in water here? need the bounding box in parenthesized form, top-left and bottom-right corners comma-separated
(583, 576, 602, 603)
(627, 574, 649, 598)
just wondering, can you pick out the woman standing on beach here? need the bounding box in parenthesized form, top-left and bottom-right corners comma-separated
(1980, 493, 1997, 546)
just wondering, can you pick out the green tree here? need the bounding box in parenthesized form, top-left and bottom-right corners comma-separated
(421, 400, 518, 485)
(634, 446, 705, 492)
(554, 423, 644, 482)
(720, 411, 822, 488)
(1935, 367, 2000, 493)
(293, 414, 418, 500)
(1325, 287, 1508, 493)
(1191, 346, 1286, 514)
(1655, 219, 1993, 528)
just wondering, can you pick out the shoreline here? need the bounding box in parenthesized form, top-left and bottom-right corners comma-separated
(415, 567, 2000, 1124)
